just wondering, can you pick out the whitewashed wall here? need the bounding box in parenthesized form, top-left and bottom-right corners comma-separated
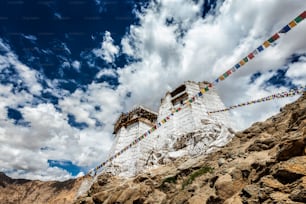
(106, 81, 233, 177)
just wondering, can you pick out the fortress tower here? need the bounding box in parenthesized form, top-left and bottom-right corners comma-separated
(107, 81, 233, 177)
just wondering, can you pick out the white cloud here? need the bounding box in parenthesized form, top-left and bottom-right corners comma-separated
(71, 60, 81, 72)
(0, 40, 42, 95)
(96, 68, 117, 78)
(93, 31, 119, 63)
(286, 56, 306, 85)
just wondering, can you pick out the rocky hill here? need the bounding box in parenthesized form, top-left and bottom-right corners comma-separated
(1, 92, 305, 204)
(0, 172, 84, 204)
(75, 92, 306, 204)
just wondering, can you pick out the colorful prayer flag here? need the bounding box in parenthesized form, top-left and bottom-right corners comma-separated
(272, 33, 280, 41)
(239, 60, 245, 66)
(257, 45, 264, 52)
(243, 57, 248, 62)
(223, 72, 228, 78)
(235, 64, 240, 69)
(252, 50, 258, 56)
(301, 11, 306, 19)
(289, 20, 297, 28)
(263, 41, 270, 48)
(219, 75, 225, 80)
(279, 25, 291, 33)
(295, 16, 303, 23)
(198, 92, 203, 97)
(248, 53, 254, 59)
(231, 67, 236, 72)
(268, 33, 280, 43)
(226, 70, 232, 75)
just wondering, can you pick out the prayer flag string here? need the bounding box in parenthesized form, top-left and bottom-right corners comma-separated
(207, 87, 305, 114)
(87, 11, 306, 176)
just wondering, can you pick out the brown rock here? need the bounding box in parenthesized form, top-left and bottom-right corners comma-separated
(260, 176, 285, 190)
(273, 156, 306, 184)
(215, 174, 244, 200)
(289, 189, 306, 203)
(276, 138, 306, 161)
(247, 138, 276, 152)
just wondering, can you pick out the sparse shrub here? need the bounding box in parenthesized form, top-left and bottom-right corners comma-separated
(182, 166, 213, 189)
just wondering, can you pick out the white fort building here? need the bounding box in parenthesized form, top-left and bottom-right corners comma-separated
(107, 81, 234, 177)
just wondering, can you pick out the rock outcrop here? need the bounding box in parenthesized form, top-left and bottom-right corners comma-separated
(0, 173, 85, 204)
(75, 92, 306, 204)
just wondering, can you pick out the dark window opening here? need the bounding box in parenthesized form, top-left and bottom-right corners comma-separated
(170, 84, 186, 97)
(171, 92, 188, 106)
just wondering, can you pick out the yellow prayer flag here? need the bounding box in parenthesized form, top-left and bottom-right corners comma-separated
(263, 41, 270, 48)
(200, 89, 206, 94)
(289, 20, 297, 28)
(239, 60, 245, 66)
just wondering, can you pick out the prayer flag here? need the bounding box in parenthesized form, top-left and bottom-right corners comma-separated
(253, 50, 258, 55)
(198, 92, 203, 97)
(235, 64, 240, 69)
(200, 89, 206, 94)
(219, 75, 225, 80)
(223, 72, 228, 78)
(231, 67, 236, 72)
(248, 53, 254, 59)
(279, 25, 290, 33)
(268, 37, 274, 43)
(215, 78, 219, 83)
(272, 33, 280, 41)
(239, 60, 245, 66)
(263, 41, 270, 48)
(257, 45, 264, 52)
(289, 20, 297, 28)
(204, 87, 209, 92)
(268, 33, 280, 43)
(226, 70, 232, 75)
(243, 57, 248, 62)
(301, 11, 306, 19)
(295, 15, 303, 23)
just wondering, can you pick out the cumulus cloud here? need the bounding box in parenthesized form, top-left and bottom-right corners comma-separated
(71, 60, 81, 72)
(93, 31, 119, 63)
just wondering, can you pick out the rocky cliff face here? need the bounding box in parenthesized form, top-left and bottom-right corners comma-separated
(0, 173, 84, 204)
(75, 92, 306, 204)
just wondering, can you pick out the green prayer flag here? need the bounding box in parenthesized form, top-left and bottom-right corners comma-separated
(295, 16, 303, 23)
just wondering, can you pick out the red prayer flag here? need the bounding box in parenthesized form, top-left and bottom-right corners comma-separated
(248, 53, 254, 59)
(226, 70, 231, 75)
(272, 33, 280, 41)
(301, 11, 306, 19)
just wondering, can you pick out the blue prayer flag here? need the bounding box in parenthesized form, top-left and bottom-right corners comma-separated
(257, 45, 264, 52)
(279, 25, 290, 33)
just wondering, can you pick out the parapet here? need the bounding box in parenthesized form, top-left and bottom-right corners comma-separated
(113, 106, 157, 134)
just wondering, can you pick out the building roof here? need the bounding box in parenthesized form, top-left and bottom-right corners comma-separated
(113, 106, 157, 134)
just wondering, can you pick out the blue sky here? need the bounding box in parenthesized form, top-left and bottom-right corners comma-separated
(0, 0, 305, 180)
